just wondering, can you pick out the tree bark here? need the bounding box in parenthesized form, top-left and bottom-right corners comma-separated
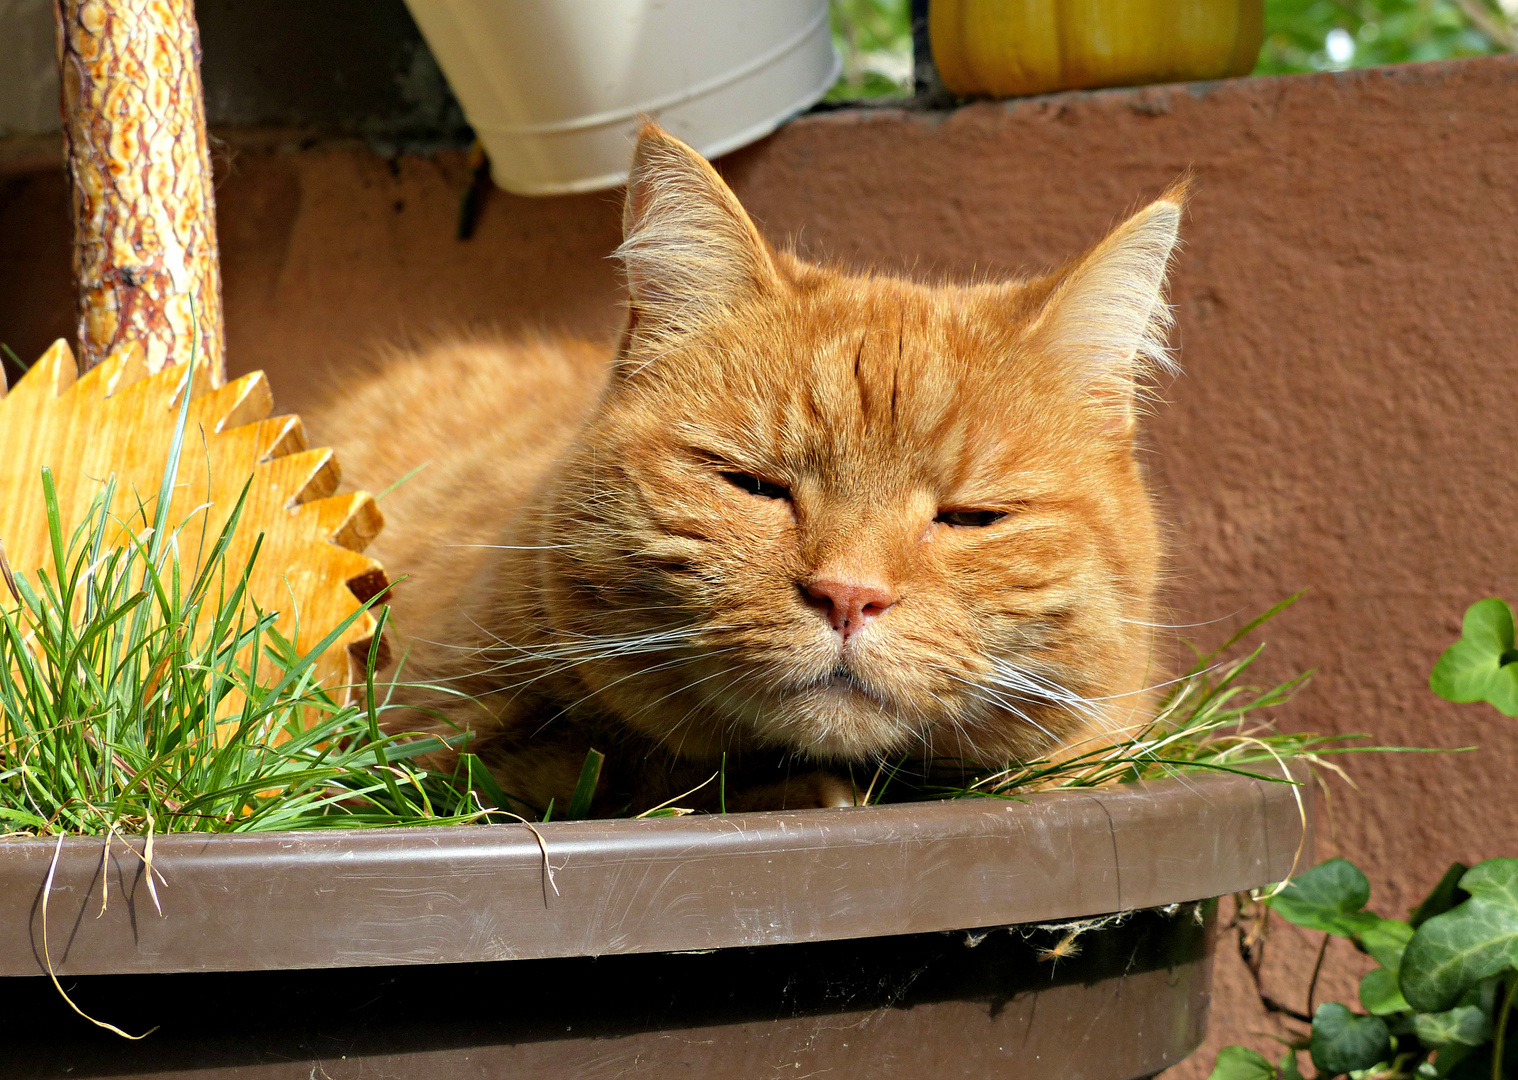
(55, 0, 225, 383)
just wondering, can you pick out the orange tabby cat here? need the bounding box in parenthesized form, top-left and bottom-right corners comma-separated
(309, 122, 1184, 816)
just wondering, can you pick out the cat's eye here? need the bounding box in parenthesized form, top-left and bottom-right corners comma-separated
(723, 471, 791, 500)
(935, 509, 1007, 528)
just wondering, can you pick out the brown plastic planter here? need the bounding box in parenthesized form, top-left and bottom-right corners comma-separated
(0, 769, 1307, 1079)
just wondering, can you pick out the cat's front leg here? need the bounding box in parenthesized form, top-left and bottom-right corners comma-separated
(718, 771, 857, 812)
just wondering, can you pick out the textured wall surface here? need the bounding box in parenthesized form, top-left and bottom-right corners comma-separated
(4, 55, 1518, 1075)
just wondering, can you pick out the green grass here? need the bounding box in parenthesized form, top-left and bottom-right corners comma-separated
(924, 595, 1361, 802)
(0, 378, 498, 838)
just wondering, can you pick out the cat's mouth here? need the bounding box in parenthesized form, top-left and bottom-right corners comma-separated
(818, 663, 885, 705)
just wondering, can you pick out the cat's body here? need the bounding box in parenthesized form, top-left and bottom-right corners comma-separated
(310, 124, 1183, 816)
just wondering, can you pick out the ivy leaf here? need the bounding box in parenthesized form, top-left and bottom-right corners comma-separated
(1271, 859, 1381, 936)
(1207, 1045, 1278, 1080)
(1433, 1044, 1481, 1079)
(1309, 1002, 1392, 1075)
(1359, 967, 1411, 1015)
(1400, 859, 1518, 1013)
(1411, 862, 1472, 929)
(1360, 918, 1415, 971)
(1277, 1048, 1306, 1080)
(1429, 599, 1518, 715)
(1414, 1005, 1492, 1048)
(1440, 1032, 1518, 1080)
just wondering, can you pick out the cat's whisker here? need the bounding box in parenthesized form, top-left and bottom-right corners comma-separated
(450, 630, 719, 703)
(984, 658, 1104, 723)
(411, 634, 500, 657)
(655, 664, 764, 761)
(923, 661, 1066, 747)
(528, 648, 742, 735)
(587, 649, 741, 718)
(496, 642, 713, 694)
(1116, 613, 1238, 630)
(960, 686, 1062, 747)
(924, 653, 1053, 708)
(518, 655, 728, 743)
(443, 543, 582, 550)
(479, 624, 712, 666)
(1078, 661, 1228, 703)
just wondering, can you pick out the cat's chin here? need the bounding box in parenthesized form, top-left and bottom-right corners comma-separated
(752, 676, 920, 762)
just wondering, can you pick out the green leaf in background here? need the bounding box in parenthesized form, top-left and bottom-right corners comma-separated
(1360, 917, 1415, 971)
(1411, 862, 1472, 928)
(1272, 858, 1382, 936)
(1414, 1004, 1492, 1048)
(1308, 1002, 1392, 1075)
(1431, 1043, 1482, 1079)
(1359, 966, 1411, 1015)
(1207, 1045, 1278, 1080)
(1400, 859, 1518, 1012)
(1276, 1048, 1305, 1080)
(827, 0, 912, 100)
(1256, 0, 1509, 77)
(1429, 599, 1518, 715)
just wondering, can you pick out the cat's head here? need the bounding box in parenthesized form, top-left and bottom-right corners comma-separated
(541, 122, 1182, 769)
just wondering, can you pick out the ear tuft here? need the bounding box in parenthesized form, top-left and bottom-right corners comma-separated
(1030, 187, 1186, 434)
(617, 121, 778, 342)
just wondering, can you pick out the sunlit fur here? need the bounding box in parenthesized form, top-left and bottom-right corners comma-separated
(310, 124, 1185, 814)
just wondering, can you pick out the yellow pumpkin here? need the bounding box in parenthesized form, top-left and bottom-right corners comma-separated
(929, 0, 1264, 98)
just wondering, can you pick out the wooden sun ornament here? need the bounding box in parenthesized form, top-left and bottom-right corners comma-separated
(0, 339, 388, 703)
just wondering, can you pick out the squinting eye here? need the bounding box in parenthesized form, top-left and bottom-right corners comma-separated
(723, 471, 791, 500)
(936, 509, 1007, 528)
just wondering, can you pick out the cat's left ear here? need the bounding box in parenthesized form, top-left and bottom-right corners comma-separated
(617, 121, 781, 351)
(1027, 184, 1187, 436)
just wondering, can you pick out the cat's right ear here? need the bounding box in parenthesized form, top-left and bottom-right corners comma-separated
(1024, 184, 1187, 437)
(617, 121, 781, 353)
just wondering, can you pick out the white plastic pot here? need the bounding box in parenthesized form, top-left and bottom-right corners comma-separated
(403, 0, 841, 196)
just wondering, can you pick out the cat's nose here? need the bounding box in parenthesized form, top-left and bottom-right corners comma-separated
(802, 579, 898, 642)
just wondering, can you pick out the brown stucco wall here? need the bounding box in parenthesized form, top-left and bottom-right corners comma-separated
(5, 55, 1518, 1074)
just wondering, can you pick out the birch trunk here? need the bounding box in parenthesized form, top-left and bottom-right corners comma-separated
(55, 0, 225, 383)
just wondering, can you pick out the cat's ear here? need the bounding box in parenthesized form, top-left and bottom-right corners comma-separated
(1027, 185, 1186, 436)
(618, 121, 781, 344)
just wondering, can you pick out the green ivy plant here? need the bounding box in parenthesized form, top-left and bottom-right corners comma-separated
(1429, 599, 1518, 717)
(1209, 598, 1518, 1080)
(1212, 858, 1517, 1079)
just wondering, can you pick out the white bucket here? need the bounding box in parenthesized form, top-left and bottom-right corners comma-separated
(402, 0, 841, 196)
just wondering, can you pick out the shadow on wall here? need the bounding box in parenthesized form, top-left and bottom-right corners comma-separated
(0, 0, 469, 148)
(0, 140, 628, 403)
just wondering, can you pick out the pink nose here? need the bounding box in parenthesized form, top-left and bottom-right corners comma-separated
(802, 580, 898, 641)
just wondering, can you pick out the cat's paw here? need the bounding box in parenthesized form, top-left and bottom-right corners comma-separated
(722, 771, 857, 812)
(795, 773, 857, 809)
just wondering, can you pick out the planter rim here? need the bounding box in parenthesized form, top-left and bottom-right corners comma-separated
(0, 766, 1309, 977)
